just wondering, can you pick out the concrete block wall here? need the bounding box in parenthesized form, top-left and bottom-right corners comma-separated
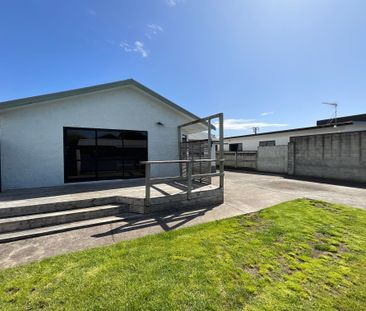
(287, 142, 295, 175)
(128, 188, 224, 214)
(220, 152, 257, 170)
(257, 145, 288, 174)
(288, 130, 366, 183)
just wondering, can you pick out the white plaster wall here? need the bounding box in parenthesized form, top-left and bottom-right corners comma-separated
(224, 124, 366, 151)
(0, 86, 193, 190)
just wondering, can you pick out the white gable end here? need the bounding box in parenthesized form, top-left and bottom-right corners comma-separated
(0, 85, 194, 190)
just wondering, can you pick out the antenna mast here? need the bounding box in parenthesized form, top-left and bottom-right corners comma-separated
(322, 102, 338, 127)
(252, 127, 259, 134)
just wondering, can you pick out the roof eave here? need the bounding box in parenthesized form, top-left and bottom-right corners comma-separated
(0, 79, 201, 123)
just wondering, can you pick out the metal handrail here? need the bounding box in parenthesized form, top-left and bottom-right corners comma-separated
(140, 159, 220, 164)
(142, 158, 225, 206)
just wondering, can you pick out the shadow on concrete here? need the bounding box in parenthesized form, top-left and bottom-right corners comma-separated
(150, 180, 210, 197)
(0, 179, 211, 203)
(150, 185, 171, 196)
(0, 179, 146, 202)
(225, 168, 366, 189)
(92, 205, 216, 238)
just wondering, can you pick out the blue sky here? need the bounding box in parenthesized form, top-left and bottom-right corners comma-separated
(1, 0, 366, 136)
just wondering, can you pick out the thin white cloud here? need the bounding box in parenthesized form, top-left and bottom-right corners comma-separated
(120, 41, 149, 58)
(120, 42, 132, 52)
(87, 8, 96, 16)
(134, 41, 149, 58)
(261, 111, 274, 116)
(146, 24, 163, 39)
(214, 119, 287, 131)
(166, 0, 184, 7)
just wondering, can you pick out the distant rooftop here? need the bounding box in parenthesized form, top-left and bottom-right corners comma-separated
(225, 113, 366, 139)
(317, 113, 366, 126)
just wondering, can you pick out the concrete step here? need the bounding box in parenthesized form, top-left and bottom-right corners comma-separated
(0, 212, 143, 243)
(0, 204, 129, 234)
(0, 196, 118, 218)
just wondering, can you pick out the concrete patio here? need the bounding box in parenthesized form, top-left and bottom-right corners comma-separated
(1, 171, 365, 268)
(0, 178, 222, 243)
(0, 178, 219, 212)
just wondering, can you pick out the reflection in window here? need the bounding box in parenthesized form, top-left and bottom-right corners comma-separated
(64, 127, 147, 182)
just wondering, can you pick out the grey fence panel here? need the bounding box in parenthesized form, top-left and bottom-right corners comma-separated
(288, 130, 366, 183)
(219, 151, 257, 170)
(257, 145, 288, 173)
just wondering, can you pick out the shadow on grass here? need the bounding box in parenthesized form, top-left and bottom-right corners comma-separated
(92, 205, 216, 238)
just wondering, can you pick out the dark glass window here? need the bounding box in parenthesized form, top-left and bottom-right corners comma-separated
(229, 143, 243, 151)
(123, 131, 147, 178)
(259, 140, 276, 147)
(97, 159, 124, 179)
(64, 129, 96, 161)
(97, 130, 123, 159)
(64, 127, 148, 182)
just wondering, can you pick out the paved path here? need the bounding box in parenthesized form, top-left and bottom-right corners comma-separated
(1, 171, 365, 269)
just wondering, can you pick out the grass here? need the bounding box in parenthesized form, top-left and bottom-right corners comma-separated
(0, 199, 366, 310)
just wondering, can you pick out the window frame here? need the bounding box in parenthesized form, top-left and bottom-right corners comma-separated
(259, 140, 276, 147)
(63, 126, 148, 183)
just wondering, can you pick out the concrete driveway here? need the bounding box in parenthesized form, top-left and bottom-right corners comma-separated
(1, 171, 365, 268)
(223, 170, 366, 213)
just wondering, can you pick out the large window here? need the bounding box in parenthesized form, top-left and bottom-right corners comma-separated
(64, 127, 147, 182)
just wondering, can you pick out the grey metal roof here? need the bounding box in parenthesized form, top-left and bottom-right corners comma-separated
(317, 113, 366, 126)
(225, 121, 359, 139)
(0, 79, 201, 121)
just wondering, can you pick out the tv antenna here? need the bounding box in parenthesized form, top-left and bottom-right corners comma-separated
(252, 127, 259, 134)
(322, 102, 338, 127)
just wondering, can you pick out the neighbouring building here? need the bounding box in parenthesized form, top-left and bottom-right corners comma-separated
(221, 114, 366, 183)
(224, 114, 366, 151)
(0, 79, 207, 191)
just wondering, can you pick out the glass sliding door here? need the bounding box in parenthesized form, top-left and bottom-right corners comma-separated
(96, 130, 124, 179)
(64, 127, 147, 183)
(123, 131, 148, 178)
(64, 128, 97, 182)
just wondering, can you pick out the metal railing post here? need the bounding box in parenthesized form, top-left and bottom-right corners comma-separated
(207, 118, 212, 182)
(219, 113, 225, 189)
(177, 126, 182, 176)
(140, 159, 223, 204)
(187, 160, 192, 199)
(219, 159, 224, 188)
(145, 163, 151, 206)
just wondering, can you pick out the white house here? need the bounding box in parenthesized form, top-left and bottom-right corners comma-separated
(224, 114, 366, 151)
(0, 79, 206, 191)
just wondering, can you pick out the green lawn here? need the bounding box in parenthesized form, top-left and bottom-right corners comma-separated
(1, 199, 366, 310)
